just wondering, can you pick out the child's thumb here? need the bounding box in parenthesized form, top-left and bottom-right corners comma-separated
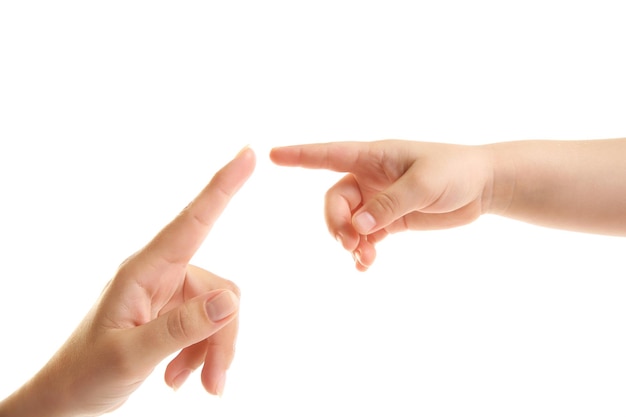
(352, 175, 417, 235)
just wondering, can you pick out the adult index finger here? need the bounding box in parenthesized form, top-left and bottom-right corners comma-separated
(141, 147, 256, 268)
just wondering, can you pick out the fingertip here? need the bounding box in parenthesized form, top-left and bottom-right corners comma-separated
(205, 290, 240, 323)
(353, 250, 372, 271)
(268, 146, 279, 160)
(335, 232, 351, 250)
(232, 145, 256, 175)
(355, 260, 369, 272)
(269, 146, 292, 165)
(201, 360, 228, 397)
(334, 232, 345, 249)
(236, 145, 256, 163)
(352, 251, 370, 272)
(236, 144, 251, 157)
(209, 147, 256, 198)
(353, 237, 376, 270)
(334, 230, 359, 252)
(170, 369, 192, 391)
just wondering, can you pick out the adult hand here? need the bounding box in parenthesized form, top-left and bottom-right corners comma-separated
(270, 141, 492, 270)
(1, 147, 256, 417)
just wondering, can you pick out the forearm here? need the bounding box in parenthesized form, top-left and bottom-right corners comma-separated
(0, 373, 66, 417)
(0, 351, 82, 417)
(485, 138, 626, 235)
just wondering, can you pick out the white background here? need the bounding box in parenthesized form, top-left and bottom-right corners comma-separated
(1, 1, 625, 416)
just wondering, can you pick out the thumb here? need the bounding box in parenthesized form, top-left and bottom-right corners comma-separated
(352, 173, 421, 235)
(131, 290, 239, 367)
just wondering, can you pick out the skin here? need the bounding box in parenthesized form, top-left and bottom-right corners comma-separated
(2, 138, 624, 415)
(270, 139, 626, 271)
(0, 147, 256, 417)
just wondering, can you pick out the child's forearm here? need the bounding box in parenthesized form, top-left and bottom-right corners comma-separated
(486, 138, 626, 235)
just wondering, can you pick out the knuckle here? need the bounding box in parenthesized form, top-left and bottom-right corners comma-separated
(166, 305, 194, 343)
(190, 210, 211, 228)
(372, 191, 399, 216)
(323, 188, 333, 206)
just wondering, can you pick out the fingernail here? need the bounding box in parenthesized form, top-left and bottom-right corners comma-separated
(236, 145, 251, 158)
(216, 371, 227, 398)
(335, 232, 344, 248)
(206, 291, 239, 322)
(172, 369, 191, 391)
(353, 249, 363, 265)
(353, 211, 376, 234)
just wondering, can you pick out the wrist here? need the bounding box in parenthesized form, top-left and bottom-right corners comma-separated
(480, 142, 517, 216)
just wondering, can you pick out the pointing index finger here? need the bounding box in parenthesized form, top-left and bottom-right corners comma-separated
(270, 142, 371, 173)
(142, 147, 256, 267)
